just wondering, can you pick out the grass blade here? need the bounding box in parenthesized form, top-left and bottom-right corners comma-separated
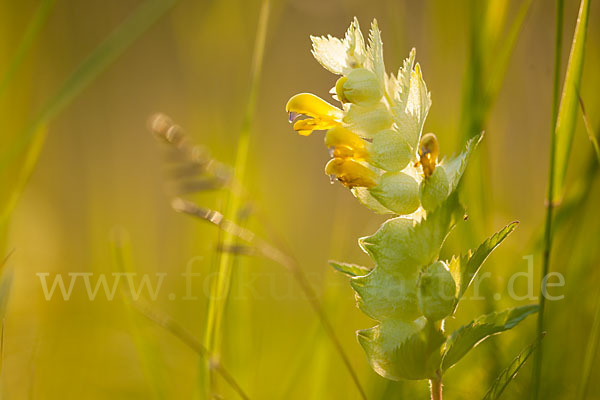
(0, 125, 46, 231)
(576, 293, 600, 400)
(0, 250, 15, 380)
(172, 199, 368, 399)
(552, 0, 591, 200)
(132, 299, 250, 400)
(110, 229, 166, 400)
(203, 0, 270, 395)
(483, 339, 540, 400)
(0, 0, 56, 98)
(578, 96, 600, 162)
(0, 0, 180, 171)
(532, 0, 589, 398)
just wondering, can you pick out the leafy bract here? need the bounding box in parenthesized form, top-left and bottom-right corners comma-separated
(389, 52, 431, 151)
(482, 339, 539, 400)
(365, 20, 386, 88)
(329, 260, 370, 277)
(358, 318, 445, 381)
(311, 17, 366, 75)
(420, 132, 483, 211)
(442, 305, 539, 371)
(448, 221, 519, 309)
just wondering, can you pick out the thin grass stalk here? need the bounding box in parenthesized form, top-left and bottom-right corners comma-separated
(132, 299, 250, 400)
(531, 0, 564, 398)
(0, 0, 56, 98)
(202, 0, 270, 395)
(173, 199, 368, 399)
(0, 126, 46, 242)
(578, 96, 600, 162)
(110, 229, 166, 400)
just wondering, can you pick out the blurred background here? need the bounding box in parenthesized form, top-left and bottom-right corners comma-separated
(0, 0, 599, 398)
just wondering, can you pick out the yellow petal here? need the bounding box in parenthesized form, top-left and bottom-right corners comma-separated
(325, 158, 377, 188)
(286, 93, 343, 136)
(286, 93, 343, 120)
(324, 126, 368, 160)
(293, 118, 338, 136)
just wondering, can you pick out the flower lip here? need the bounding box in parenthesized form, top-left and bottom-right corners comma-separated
(285, 93, 343, 119)
(285, 93, 343, 136)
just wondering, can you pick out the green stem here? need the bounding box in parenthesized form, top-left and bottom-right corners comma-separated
(531, 0, 564, 398)
(430, 372, 442, 400)
(202, 0, 270, 396)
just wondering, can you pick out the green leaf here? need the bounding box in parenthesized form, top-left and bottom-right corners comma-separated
(448, 221, 519, 307)
(329, 260, 371, 277)
(482, 339, 539, 400)
(442, 305, 539, 371)
(553, 0, 590, 200)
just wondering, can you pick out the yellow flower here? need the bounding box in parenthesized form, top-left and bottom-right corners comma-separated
(286, 93, 343, 136)
(325, 157, 377, 189)
(324, 126, 368, 160)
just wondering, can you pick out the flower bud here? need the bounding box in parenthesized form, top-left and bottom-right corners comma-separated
(368, 171, 419, 215)
(336, 68, 383, 105)
(417, 261, 456, 321)
(418, 133, 439, 177)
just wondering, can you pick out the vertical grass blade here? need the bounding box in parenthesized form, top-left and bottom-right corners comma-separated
(202, 0, 270, 396)
(110, 229, 166, 400)
(0, 250, 15, 381)
(551, 0, 590, 200)
(532, 0, 591, 398)
(0, 0, 56, 98)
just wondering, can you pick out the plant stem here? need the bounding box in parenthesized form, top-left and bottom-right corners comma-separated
(430, 372, 442, 400)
